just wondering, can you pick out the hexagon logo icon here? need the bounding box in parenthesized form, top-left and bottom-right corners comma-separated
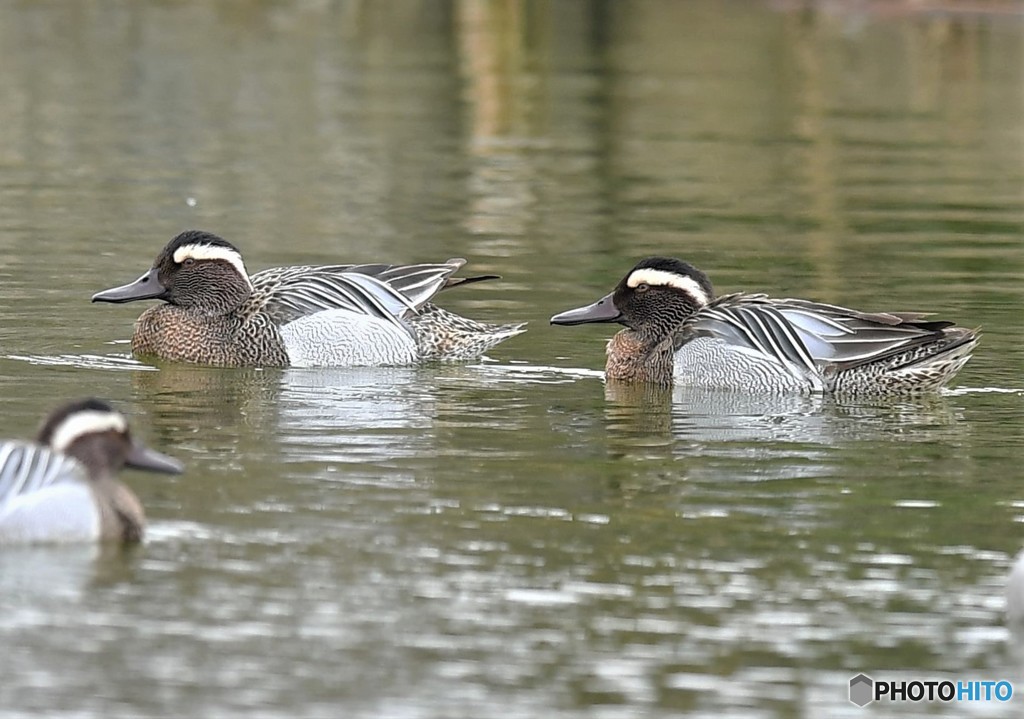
(849, 674, 874, 707)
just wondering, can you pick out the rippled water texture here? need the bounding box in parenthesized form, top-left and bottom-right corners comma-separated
(0, 2, 1021, 718)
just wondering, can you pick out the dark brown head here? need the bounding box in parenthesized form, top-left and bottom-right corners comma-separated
(550, 257, 714, 341)
(37, 398, 184, 480)
(91, 230, 254, 315)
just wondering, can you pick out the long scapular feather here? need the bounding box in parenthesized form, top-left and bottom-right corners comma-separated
(0, 442, 82, 505)
(253, 261, 463, 326)
(693, 295, 969, 373)
(705, 304, 817, 375)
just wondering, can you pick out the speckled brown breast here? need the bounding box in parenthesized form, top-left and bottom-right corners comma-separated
(132, 305, 290, 368)
(604, 330, 675, 384)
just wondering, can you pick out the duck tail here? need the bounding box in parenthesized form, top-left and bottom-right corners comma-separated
(886, 327, 980, 391)
(440, 318, 528, 360)
(410, 305, 526, 361)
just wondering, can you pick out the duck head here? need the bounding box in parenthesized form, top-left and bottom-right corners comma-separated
(91, 230, 254, 315)
(550, 257, 714, 340)
(37, 398, 184, 478)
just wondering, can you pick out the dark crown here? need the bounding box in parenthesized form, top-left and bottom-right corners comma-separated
(627, 256, 714, 297)
(166, 230, 241, 256)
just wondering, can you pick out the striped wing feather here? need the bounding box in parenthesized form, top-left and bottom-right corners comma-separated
(0, 441, 85, 505)
(685, 294, 956, 374)
(251, 260, 466, 327)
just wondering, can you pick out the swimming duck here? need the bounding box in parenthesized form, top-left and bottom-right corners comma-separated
(92, 230, 526, 368)
(551, 257, 979, 394)
(0, 399, 183, 544)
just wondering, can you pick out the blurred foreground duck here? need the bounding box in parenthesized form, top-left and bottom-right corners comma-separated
(93, 230, 526, 367)
(551, 257, 978, 394)
(0, 399, 183, 544)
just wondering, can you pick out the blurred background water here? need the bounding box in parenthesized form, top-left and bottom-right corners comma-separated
(0, 1, 1021, 718)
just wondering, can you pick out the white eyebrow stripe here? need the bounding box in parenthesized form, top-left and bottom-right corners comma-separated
(172, 244, 252, 288)
(626, 268, 710, 306)
(51, 411, 128, 453)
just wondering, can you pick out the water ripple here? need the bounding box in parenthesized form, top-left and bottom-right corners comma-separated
(5, 352, 156, 371)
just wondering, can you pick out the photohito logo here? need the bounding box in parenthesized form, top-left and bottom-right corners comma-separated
(849, 674, 873, 707)
(849, 674, 1013, 707)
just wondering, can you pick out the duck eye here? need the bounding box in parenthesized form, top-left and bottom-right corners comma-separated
(635, 283, 650, 293)
(182, 258, 195, 267)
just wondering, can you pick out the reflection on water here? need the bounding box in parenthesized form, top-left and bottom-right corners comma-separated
(277, 367, 437, 465)
(0, 544, 103, 602)
(0, 1, 1020, 718)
